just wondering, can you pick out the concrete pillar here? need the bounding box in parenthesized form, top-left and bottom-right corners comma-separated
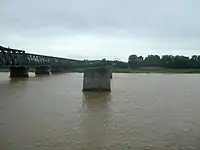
(35, 66, 50, 75)
(10, 66, 29, 77)
(83, 67, 111, 91)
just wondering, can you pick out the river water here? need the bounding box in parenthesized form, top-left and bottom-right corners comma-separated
(0, 73, 200, 150)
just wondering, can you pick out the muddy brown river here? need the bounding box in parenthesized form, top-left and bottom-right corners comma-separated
(0, 73, 200, 150)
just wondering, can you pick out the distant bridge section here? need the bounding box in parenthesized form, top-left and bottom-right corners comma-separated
(0, 46, 82, 77)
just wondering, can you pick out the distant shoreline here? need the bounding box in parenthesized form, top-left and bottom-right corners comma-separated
(113, 68, 200, 73)
(70, 68, 200, 73)
(1, 68, 200, 74)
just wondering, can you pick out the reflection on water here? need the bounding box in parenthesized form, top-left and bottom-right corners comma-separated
(80, 92, 111, 149)
(9, 77, 29, 84)
(1, 73, 200, 150)
(83, 91, 110, 100)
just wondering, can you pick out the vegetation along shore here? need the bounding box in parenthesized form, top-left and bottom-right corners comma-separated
(1, 54, 200, 73)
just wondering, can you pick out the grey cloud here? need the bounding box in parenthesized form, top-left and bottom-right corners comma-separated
(1, 0, 200, 37)
(0, 0, 200, 60)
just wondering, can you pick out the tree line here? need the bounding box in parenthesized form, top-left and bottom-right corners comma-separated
(69, 55, 200, 70)
(128, 55, 200, 69)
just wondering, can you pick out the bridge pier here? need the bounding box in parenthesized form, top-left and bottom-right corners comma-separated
(83, 67, 111, 91)
(10, 66, 29, 78)
(35, 66, 50, 75)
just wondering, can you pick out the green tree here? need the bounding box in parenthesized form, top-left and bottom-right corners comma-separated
(172, 55, 190, 69)
(190, 55, 200, 68)
(128, 54, 138, 68)
(161, 55, 174, 68)
(144, 55, 161, 67)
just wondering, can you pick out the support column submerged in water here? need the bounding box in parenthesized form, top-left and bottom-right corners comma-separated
(82, 67, 111, 91)
(35, 66, 50, 75)
(10, 66, 29, 77)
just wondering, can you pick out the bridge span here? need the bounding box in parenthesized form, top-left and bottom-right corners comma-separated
(0, 46, 81, 77)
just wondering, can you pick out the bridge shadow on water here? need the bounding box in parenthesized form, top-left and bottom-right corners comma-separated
(79, 92, 112, 149)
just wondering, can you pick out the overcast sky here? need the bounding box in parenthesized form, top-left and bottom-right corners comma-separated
(1, 0, 200, 61)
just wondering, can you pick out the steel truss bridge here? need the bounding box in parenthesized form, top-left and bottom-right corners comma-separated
(0, 46, 81, 77)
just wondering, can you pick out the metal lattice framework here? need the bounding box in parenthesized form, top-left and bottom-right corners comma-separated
(0, 46, 27, 67)
(26, 53, 77, 68)
(0, 46, 80, 68)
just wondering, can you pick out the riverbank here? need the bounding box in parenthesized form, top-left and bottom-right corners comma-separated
(113, 68, 200, 73)
(1, 68, 200, 73)
(69, 68, 200, 73)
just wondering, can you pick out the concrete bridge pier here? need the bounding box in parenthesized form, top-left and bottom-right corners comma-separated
(10, 66, 29, 77)
(83, 67, 111, 91)
(35, 66, 50, 75)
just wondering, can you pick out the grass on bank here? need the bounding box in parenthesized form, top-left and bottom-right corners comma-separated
(0, 68, 9, 72)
